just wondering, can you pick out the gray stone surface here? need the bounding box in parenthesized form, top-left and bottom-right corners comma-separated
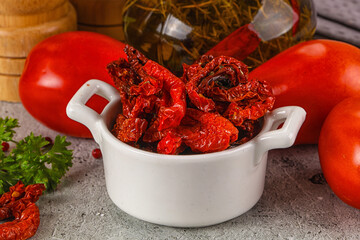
(1, 101, 360, 240)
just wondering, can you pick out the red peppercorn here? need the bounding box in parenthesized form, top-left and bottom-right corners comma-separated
(92, 148, 102, 159)
(1, 142, 9, 152)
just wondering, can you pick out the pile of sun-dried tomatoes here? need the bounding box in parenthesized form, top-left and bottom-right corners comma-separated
(107, 45, 275, 154)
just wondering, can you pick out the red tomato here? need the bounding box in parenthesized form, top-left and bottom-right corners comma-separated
(249, 40, 360, 144)
(318, 97, 360, 209)
(19, 31, 126, 138)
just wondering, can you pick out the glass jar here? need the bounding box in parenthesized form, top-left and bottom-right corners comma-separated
(123, 0, 316, 75)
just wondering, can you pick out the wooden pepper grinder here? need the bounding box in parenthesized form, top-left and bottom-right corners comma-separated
(0, 0, 77, 102)
(70, 0, 126, 41)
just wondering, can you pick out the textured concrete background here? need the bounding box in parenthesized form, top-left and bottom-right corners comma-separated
(1, 0, 360, 239)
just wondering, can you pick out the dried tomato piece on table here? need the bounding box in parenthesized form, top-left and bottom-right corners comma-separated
(182, 55, 275, 128)
(107, 45, 187, 146)
(0, 181, 45, 240)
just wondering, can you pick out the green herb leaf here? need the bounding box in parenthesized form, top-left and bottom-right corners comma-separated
(0, 117, 73, 194)
(0, 117, 19, 143)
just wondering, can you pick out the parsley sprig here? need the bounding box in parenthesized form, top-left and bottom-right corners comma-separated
(0, 117, 73, 194)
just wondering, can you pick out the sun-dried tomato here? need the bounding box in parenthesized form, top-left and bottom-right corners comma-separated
(157, 108, 239, 154)
(182, 55, 275, 128)
(112, 114, 148, 143)
(108, 47, 274, 154)
(232, 118, 263, 146)
(183, 55, 248, 112)
(107, 45, 186, 145)
(0, 203, 40, 240)
(157, 132, 184, 155)
(181, 55, 215, 84)
(141, 61, 186, 131)
(0, 181, 45, 240)
(178, 108, 239, 153)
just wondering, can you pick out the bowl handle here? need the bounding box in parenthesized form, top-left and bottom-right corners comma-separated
(254, 106, 306, 165)
(66, 80, 120, 143)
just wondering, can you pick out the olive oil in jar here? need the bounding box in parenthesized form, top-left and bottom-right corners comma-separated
(123, 0, 316, 75)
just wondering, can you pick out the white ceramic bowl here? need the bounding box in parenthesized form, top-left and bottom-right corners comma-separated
(66, 79, 306, 227)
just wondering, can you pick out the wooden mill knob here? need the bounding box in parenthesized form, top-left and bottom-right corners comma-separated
(0, 0, 77, 102)
(70, 0, 126, 41)
(0, 0, 66, 15)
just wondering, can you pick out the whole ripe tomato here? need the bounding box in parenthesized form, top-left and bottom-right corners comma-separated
(318, 97, 360, 209)
(19, 31, 126, 138)
(249, 40, 360, 144)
